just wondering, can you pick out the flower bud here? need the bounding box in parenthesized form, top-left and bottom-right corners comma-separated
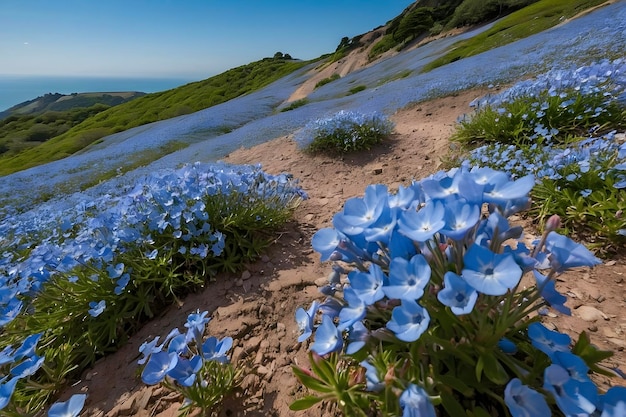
(545, 214, 561, 232)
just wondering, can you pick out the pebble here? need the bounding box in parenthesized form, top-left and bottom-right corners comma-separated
(576, 305, 608, 322)
(241, 270, 252, 280)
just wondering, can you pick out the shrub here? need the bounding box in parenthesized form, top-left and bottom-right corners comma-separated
(291, 166, 623, 416)
(348, 85, 367, 95)
(314, 74, 341, 89)
(294, 110, 394, 155)
(280, 98, 309, 112)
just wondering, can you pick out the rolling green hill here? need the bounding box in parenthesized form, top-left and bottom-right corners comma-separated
(0, 56, 308, 176)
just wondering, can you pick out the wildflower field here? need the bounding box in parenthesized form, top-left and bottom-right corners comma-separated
(1, 1, 626, 416)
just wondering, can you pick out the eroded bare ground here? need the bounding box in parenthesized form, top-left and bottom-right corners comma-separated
(60, 88, 625, 417)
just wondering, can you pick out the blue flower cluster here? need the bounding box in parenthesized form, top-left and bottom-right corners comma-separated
(293, 110, 394, 151)
(0, 162, 304, 412)
(0, 162, 304, 327)
(470, 58, 626, 112)
(0, 333, 86, 415)
(295, 165, 624, 416)
(467, 131, 626, 189)
(0, 334, 44, 409)
(137, 310, 234, 408)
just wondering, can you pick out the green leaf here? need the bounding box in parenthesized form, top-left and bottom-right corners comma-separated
(289, 395, 324, 411)
(475, 355, 484, 383)
(471, 406, 495, 417)
(438, 374, 474, 397)
(440, 392, 468, 417)
(572, 331, 614, 376)
(481, 353, 509, 385)
(291, 366, 334, 394)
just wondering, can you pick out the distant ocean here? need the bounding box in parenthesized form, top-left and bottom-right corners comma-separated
(0, 75, 195, 112)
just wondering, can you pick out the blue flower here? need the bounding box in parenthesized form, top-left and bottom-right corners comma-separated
(13, 333, 42, 360)
(201, 336, 233, 363)
(167, 355, 202, 387)
(311, 228, 342, 261)
(398, 200, 445, 243)
(461, 244, 522, 296)
(360, 360, 384, 392)
(482, 175, 534, 206)
(142, 351, 178, 385)
(184, 310, 210, 344)
(310, 315, 343, 356)
(528, 322, 571, 359)
(544, 232, 601, 272)
(437, 271, 478, 315)
(386, 299, 430, 342)
(504, 378, 550, 417)
(383, 254, 431, 301)
(533, 270, 570, 315)
(346, 321, 369, 354)
(498, 338, 518, 354)
(167, 334, 189, 355)
(338, 184, 389, 231)
(439, 198, 480, 240)
(137, 336, 163, 365)
(348, 263, 386, 306)
(48, 393, 87, 417)
(337, 287, 367, 331)
(399, 384, 436, 417)
(543, 364, 598, 416)
(88, 300, 106, 317)
(10, 354, 44, 378)
(0, 377, 19, 410)
(296, 300, 320, 343)
(600, 386, 626, 417)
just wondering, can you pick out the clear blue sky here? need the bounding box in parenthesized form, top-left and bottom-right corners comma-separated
(1, 1, 415, 80)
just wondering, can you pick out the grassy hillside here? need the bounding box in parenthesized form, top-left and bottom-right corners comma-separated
(367, 0, 540, 59)
(0, 56, 308, 177)
(422, 0, 611, 71)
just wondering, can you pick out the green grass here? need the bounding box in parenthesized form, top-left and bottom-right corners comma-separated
(422, 0, 610, 73)
(280, 98, 309, 112)
(0, 57, 310, 177)
(314, 73, 341, 89)
(348, 85, 367, 95)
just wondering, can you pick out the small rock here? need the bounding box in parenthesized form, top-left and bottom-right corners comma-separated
(276, 322, 286, 333)
(314, 277, 328, 287)
(304, 213, 315, 222)
(606, 260, 617, 266)
(261, 255, 271, 263)
(241, 270, 252, 280)
(257, 365, 271, 375)
(85, 371, 96, 381)
(576, 305, 608, 322)
(235, 279, 244, 287)
(588, 324, 598, 332)
(372, 168, 383, 175)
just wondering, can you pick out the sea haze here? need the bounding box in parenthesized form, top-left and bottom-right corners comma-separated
(0, 75, 195, 112)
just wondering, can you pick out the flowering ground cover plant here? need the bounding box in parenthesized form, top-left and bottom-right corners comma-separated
(0, 162, 305, 414)
(138, 310, 242, 416)
(456, 59, 626, 252)
(292, 166, 625, 416)
(294, 110, 394, 154)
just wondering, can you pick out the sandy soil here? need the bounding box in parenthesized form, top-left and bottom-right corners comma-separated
(58, 88, 626, 417)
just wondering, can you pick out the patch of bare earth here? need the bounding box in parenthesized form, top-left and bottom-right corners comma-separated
(59, 88, 626, 417)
